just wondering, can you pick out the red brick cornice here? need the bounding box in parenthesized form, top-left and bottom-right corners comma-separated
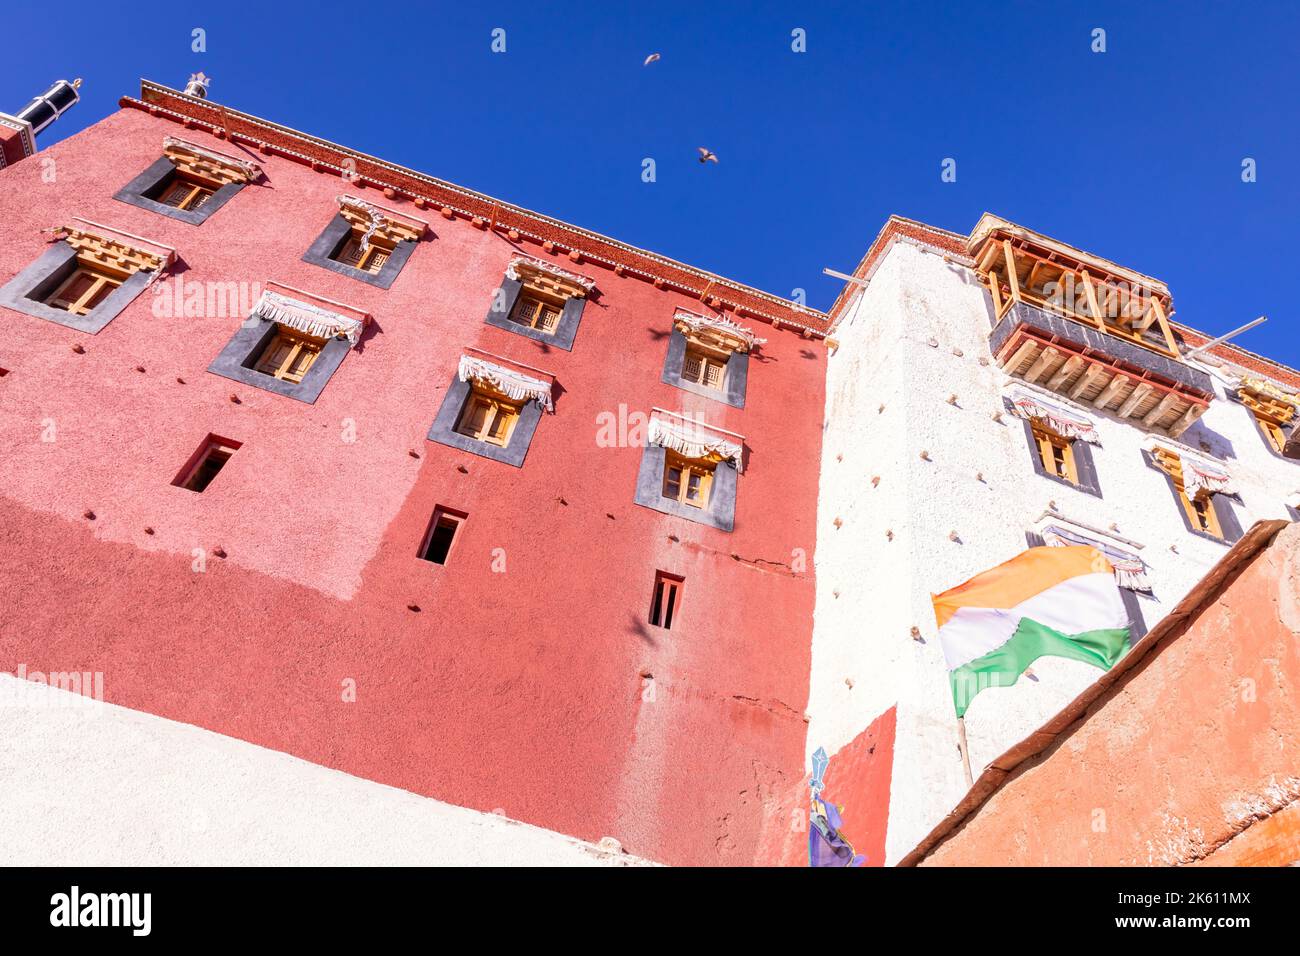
(121, 82, 830, 340)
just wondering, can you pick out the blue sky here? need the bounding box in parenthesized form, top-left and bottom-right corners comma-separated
(4, 1, 1297, 366)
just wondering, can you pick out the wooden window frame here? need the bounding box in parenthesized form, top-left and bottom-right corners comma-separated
(681, 343, 729, 392)
(455, 388, 523, 448)
(1031, 423, 1080, 486)
(662, 451, 715, 509)
(333, 233, 394, 275)
(45, 264, 124, 316)
(508, 289, 565, 334)
(158, 173, 218, 212)
(254, 326, 326, 384)
(1176, 482, 1224, 539)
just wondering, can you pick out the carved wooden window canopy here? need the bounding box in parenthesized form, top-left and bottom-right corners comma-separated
(672, 309, 764, 355)
(506, 255, 594, 300)
(55, 220, 173, 277)
(162, 136, 262, 186)
(336, 194, 427, 246)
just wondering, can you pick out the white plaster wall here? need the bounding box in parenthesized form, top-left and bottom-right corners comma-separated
(811, 238, 1300, 864)
(0, 675, 653, 866)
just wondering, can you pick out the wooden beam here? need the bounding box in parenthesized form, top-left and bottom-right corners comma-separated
(1080, 271, 1105, 330)
(976, 242, 1001, 273)
(1002, 338, 1037, 373)
(987, 270, 1003, 316)
(1024, 346, 1060, 384)
(1002, 240, 1021, 304)
(1047, 354, 1084, 390)
(1151, 298, 1179, 356)
(1168, 403, 1203, 438)
(1142, 391, 1179, 427)
(1133, 298, 1159, 332)
(1025, 260, 1043, 292)
(1117, 382, 1154, 419)
(1093, 373, 1129, 410)
(1070, 363, 1106, 400)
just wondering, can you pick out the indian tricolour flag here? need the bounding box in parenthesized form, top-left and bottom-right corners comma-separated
(931, 546, 1130, 718)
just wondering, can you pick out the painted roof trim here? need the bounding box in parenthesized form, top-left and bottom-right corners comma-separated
(122, 81, 829, 339)
(897, 518, 1290, 867)
(825, 215, 969, 330)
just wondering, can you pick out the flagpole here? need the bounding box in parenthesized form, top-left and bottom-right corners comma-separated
(956, 717, 974, 788)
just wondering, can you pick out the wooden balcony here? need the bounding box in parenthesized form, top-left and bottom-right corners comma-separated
(970, 216, 1214, 438)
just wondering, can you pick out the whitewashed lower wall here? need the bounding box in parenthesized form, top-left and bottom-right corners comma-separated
(0, 675, 652, 866)
(811, 239, 1300, 863)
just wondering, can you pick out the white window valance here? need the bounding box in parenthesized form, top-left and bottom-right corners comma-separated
(1144, 437, 1234, 497)
(648, 412, 744, 472)
(505, 255, 595, 296)
(251, 290, 366, 346)
(1007, 386, 1100, 444)
(673, 309, 765, 354)
(1039, 522, 1149, 591)
(458, 355, 554, 411)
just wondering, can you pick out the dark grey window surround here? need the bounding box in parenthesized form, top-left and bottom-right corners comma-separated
(426, 376, 545, 467)
(483, 276, 585, 351)
(1119, 588, 1149, 645)
(633, 444, 737, 532)
(660, 328, 748, 409)
(207, 317, 352, 404)
(113, 157, 244, 226)
(1025, 529, 1149, 646)
(1011, 399, 1102, 498)
(1141, 449, 1244, 545)
(0, 242, 154, 334)
(301, 214, 417, 290)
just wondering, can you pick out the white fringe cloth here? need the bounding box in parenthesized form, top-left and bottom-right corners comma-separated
(337, 196, 384, 253)
(1041, 524, 1149, 591)
(251, 291, 365, 346)
(1145, 438, 1234, 497)
(673, 309, 766, 353)
(1182, 456, 1234, 497)
(647, 414, 744, 472)
(458, 355, 554, 411)
(1007, 387, 1100, 444)
(505, 255, 595, 294)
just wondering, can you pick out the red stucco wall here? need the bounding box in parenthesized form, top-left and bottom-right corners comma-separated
(917, 524, 1300, 867)
(0, 107, 827, 865)
(756, 705, 896, 866)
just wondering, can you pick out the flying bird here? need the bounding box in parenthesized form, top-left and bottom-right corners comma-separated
(643, 53, 661, 66)
(697, 147, 718, 164)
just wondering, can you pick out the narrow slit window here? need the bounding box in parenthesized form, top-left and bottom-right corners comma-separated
(649, 572, 684, 629)
(419, 508, 465, 565)
(173, 435, 241, 493)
